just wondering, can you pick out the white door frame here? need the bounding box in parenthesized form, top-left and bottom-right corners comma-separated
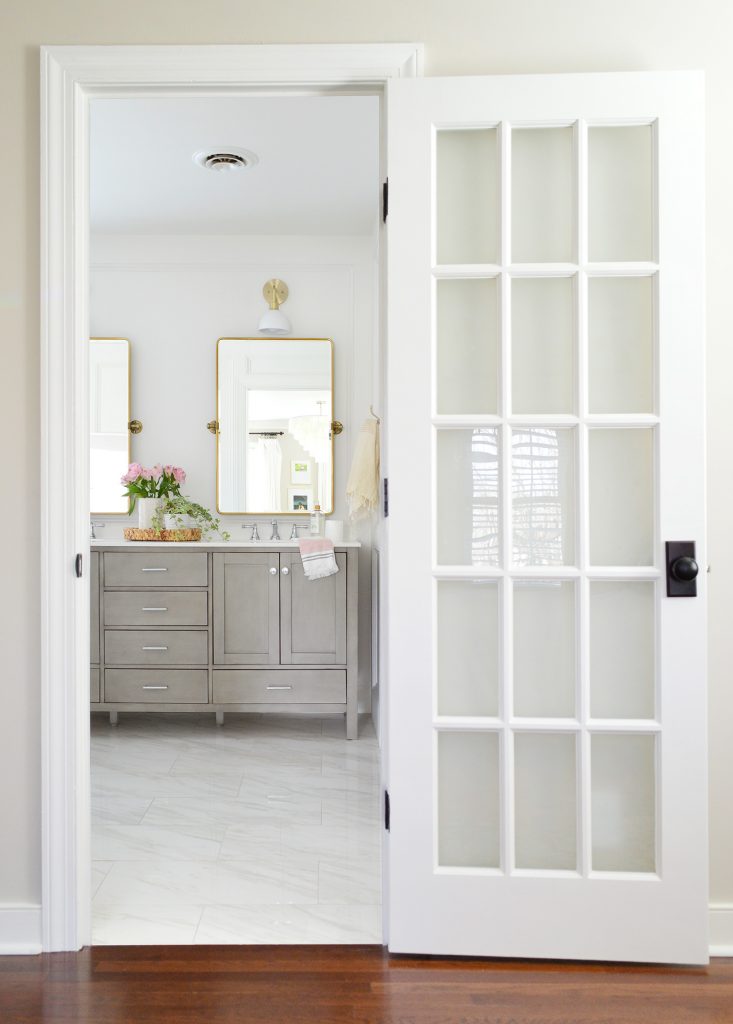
(40, 41, 421, 953)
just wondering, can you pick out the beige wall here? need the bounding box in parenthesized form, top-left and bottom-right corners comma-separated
(3, 0, 732, 908)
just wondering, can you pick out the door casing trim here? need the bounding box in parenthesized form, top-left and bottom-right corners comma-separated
(40, 41, 421, 952)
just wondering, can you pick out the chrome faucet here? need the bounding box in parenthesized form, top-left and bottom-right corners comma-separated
(290, 522, 306, 540)
(244, 522, 260, 542)
(90, 520, 97, 540)
(270, 520, 281, 541)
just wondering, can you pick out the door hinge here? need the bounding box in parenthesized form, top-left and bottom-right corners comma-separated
(382, 178, 389, 223)
(383, 477, 389, 518)
(75, 553, 83, 578)
(384, 789, 390, 832)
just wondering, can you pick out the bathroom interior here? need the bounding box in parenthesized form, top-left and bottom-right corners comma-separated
(88, 92, 383, 945)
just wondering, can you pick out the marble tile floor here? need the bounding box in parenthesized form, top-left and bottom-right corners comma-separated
(91, 712, 382, 945)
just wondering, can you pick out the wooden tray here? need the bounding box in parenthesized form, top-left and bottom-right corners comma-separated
(123, 527, 203, 542)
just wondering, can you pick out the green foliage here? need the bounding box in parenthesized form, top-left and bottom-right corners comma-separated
(151, 495, 231, 542)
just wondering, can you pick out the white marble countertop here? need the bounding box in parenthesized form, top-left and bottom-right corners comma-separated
(91, 539, 361, 549)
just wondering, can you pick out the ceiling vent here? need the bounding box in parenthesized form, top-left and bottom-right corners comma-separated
(193, 147, 259, 172)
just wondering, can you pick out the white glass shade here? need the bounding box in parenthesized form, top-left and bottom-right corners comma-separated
(258, 308, 292, 336)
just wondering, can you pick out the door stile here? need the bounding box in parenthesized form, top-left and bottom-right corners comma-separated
(499, 121, 512, 271)
(498, 123, 513, 879)
(576, 116, 591, 881)
(500, 571, 513, 876)
(578, 572, 592, 878)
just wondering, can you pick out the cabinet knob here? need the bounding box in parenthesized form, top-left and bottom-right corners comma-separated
(269, 566, 277, 575)
(281, 566, 290, 575)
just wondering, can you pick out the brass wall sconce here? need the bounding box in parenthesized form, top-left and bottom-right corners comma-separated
(258, 279, 292, 336)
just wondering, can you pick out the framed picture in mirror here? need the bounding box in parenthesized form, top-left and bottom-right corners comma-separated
(291, 459, 312, 484)
(288, 487, 314, 512)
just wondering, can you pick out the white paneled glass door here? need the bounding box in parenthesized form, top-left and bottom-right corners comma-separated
(386, 73, 706, 963)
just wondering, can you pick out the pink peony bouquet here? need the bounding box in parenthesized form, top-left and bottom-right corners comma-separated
(120, 463, 187, 513)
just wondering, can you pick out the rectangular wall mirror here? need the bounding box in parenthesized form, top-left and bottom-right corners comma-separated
(217, 337, 334, 514)
(90, 338, 130, 514)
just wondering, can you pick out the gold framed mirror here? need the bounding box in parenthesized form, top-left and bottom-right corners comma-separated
(89, 337, 131, 515)
(216, 337, 334, 515)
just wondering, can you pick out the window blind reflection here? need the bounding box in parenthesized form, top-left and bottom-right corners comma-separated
(512, 428, 575, 566)
(437, 428, 500, 566)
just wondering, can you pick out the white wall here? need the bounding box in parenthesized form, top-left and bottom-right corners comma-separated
(90, 232, 377, 711)
(3, 0, 733, 937)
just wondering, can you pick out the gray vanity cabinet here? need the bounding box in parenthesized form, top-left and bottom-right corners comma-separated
(279, 550, 346, 665)
(92, 545, 358, 738)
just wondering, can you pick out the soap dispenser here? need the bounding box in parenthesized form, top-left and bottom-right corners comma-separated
(309, 504, 325, 537)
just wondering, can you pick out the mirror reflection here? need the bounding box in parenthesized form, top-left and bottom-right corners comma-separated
(89, 338, 130, 514)
(217, 338, 333, 514)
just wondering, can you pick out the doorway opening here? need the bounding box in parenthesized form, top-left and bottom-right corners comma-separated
(88, 91, 384, 944)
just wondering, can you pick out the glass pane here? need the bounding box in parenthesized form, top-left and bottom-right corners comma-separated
(438, 730, 500, 868)
(437, 278, 499, 415)
(589, 125, 653, 262)
(438, 582, 499, 717)
(514, 581, 575, 718)
(512, 127, 574, 263)
(514, 732, 577, 870)
(590, 582, 655, 719)
(437, 129, 499, 264)
(589, 429, 654, 566)
(592, 733, 656, 872)
(512, 428, 576, 566)
(437, 429, 500, 567)
(512, 277, 574, 414)
(589, 276, 654, 414)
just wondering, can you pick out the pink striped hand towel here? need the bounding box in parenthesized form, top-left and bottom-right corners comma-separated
(298, 538, 339, 581)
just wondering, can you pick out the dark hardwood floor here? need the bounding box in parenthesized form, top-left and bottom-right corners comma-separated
(1, 945, 732, 1024)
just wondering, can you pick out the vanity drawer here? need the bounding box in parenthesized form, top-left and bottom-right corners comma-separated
(104, 591, 208, 627)
(105, 669, 209, 704)
(90, 668, 100, 703)
(104, 552, 208, 588)
(213, 670, 346, 705)
(105, 629, 208, 666)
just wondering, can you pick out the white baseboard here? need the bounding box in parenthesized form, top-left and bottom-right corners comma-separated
(0, 904, 42, 955)
(709, 903, 733, 956)
(0, 900, 727, 957)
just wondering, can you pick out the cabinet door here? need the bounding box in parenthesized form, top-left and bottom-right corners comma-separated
(213, 552, 280, 665)
(90, 551, 100, 664)
(280, 550, 346, 665)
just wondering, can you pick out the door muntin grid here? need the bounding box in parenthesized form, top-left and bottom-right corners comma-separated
(433, 119, 660, 877)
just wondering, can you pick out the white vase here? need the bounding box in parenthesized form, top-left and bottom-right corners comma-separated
(138, 497, 162, 530)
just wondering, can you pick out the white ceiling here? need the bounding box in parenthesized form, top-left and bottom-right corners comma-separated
(90, 95, 380, 236)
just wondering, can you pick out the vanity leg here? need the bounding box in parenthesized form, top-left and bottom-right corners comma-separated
(346, 706, 358, 741)
(215, 710, 225, 727)
(109, 710, 119, 727)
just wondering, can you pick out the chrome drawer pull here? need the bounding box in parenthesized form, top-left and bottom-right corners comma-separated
(142, 646, 168, 651)
(142, 607, 168, 612)
(141, 567, 168, 572)
(266, 685, 293, 691)
(142, 684, 169, 691)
